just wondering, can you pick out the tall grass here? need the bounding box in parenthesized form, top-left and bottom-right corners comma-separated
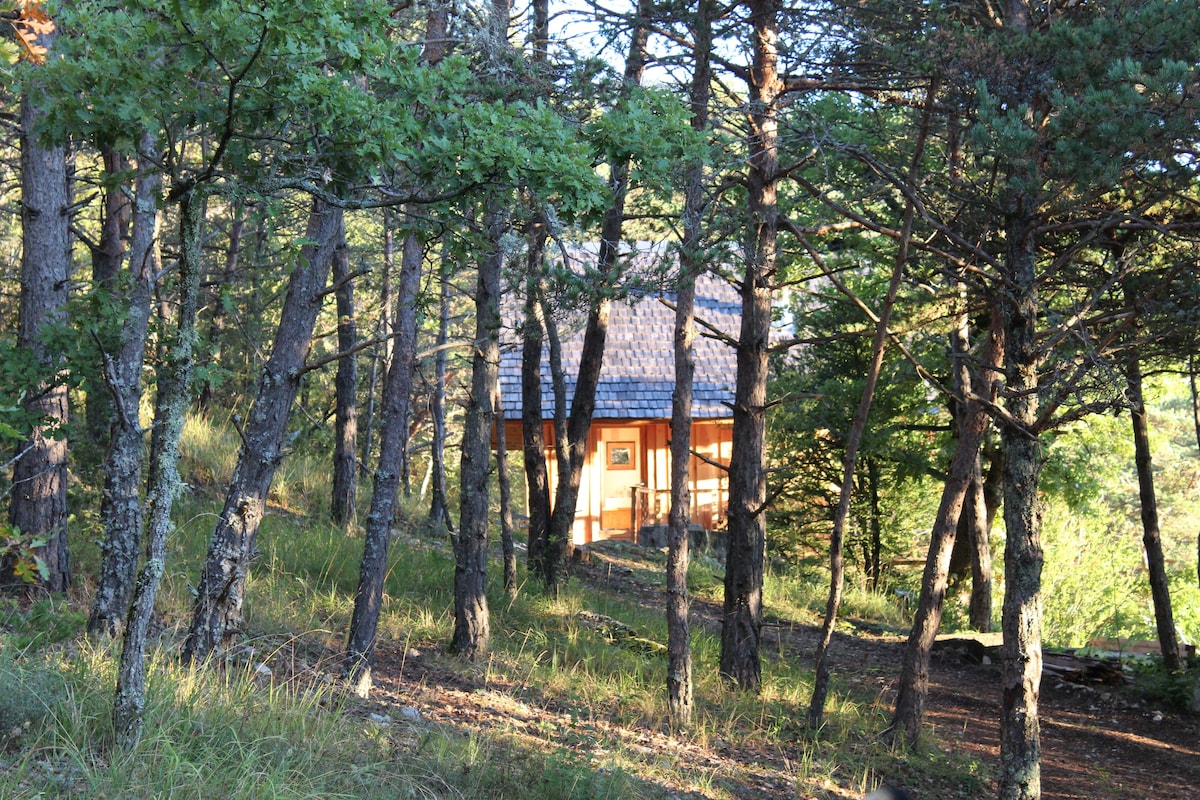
(2, 410, 989, 800)
(1, 641, 661, 800)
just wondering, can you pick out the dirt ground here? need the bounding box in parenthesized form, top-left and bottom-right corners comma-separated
(356, 547, 1200, 800)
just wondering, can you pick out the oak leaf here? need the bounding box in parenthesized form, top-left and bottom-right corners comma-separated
(6, 1, 55, 65)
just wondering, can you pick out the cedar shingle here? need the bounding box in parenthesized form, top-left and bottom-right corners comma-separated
(499, 245, 750, 421)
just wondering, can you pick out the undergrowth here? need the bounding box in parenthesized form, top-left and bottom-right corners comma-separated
(1, 411, 989, 800)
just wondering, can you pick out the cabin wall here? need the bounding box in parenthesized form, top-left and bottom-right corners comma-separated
(691, 421, 733, 531)
(501, 418, 731, 545)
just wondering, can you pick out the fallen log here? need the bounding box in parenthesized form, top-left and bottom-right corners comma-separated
(932, 632, 1003, 665)
(932, 633, 1126, 685)
(1042, 652, 1124, 685)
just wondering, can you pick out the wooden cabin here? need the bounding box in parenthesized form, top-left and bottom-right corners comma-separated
(499, 261, 741, 546)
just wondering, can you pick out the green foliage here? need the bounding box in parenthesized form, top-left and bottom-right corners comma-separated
(445, 96, 607, 218)
(952, 2, 1200, 199)
(0, 656, 64, 745)
(1040, 416, 1134, 512)
(583, 86, 703, 191)
(1038, 373, 1200, 647)
(1040, 509, 1146, 648)
(0, 333, 49, 444)
(0, 39, 16, 77)
(1167, 577, 1200, 652)
(0, 595, 87, 650)
(0, 524, 51, 586)
(38, 0, 422, 200)
(768, 264, 948, 578)
(1128, 655, 1199, 713)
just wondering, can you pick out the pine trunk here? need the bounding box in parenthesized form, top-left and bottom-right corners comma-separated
(542, 4, 651, 588)
(428, 250, 454, 532)
(5, 91, 71, 594)
(83, 145, 132, 452)
(889, 309, 1001, 744)
(197, 210, 243, 409)
(344, 230, 423, 692)
(522, 236, 550, 575)
(543, 288, 610, 585)
(359, 219, 395, 481)
(1125, 348, 1181, 670)
(183, 200, 343, 663)
(89, 136, 162, 636)
(520, 278, 549, 578)
(331, 228, 358, 529)
(865, 458, 883, 590)
(998, 212, 1043, 800)
(450, 213, 502, 659)
(113, 187, 205, 749)
(667, 258, 697, 729)
(966, 454, 994, 633)
(1191, 354, 1200, 589)
(667, 0, 711, 730)
(721, 0, 780, 691)
(495, 394, 517, 596)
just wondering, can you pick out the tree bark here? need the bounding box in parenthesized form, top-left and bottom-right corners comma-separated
(114, 187, 205, 749)
(972, 441, 1004, 627)
(542, 0, 652, 589)
(543, 290, 570, 492)
(83, 145, 132, 452)
(1191, 352, 1200, 589)
(1125, 339, 1181, 670)
(197, 208, 244, 409)
(721, 0, 780, 691)
(428, 248, 454, 532)
(888, 309, 1002, 745)
(998, 210, 1043, 800)
(542, 299, 610, 588)
(450, 210, 503, 659)
(521, 232, 550, 575)
(521, 0, 551, 577)
(531, 0, 548, 61)
(947, 411, 998, 632)
(5, 88, 71, 594)
(864, 457, 883, 591)
(495, 393, 517, 597)
(331, 226, 358, 529)
(667, 0, 712, 729)
(88, 135, 161, 636)
(182, 200, 343, 664)
(808, 79, 936, 726)
(966, 452, 994, 633)
(667, 257, 697, 728)
(344, 230, 423, 693)
(360, 215, 395, 481)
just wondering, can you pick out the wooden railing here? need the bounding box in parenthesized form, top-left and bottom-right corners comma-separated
(631, 486, 668, 532)
(631, 485, 731, 533)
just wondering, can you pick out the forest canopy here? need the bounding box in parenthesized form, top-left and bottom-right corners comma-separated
(1, 1, 1198, 799)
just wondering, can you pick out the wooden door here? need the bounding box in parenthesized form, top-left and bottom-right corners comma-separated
(598, 428, 641, 534)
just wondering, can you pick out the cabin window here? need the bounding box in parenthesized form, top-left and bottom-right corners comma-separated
(607, 442, 634, 469)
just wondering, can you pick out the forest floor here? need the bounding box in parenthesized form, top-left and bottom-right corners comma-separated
(349, 543, 1199, 800)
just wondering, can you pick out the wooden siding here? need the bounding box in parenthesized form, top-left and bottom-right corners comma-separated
(503, 417, 731, 545)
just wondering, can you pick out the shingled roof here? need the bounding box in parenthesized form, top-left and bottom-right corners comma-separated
(498, 249, 743, 421)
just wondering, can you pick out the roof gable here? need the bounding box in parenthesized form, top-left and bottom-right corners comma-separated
(498, 247, 743, 421)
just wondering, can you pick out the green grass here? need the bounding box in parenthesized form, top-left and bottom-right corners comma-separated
(2, 410, 991, 800)
(0, 640, 661, 800)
